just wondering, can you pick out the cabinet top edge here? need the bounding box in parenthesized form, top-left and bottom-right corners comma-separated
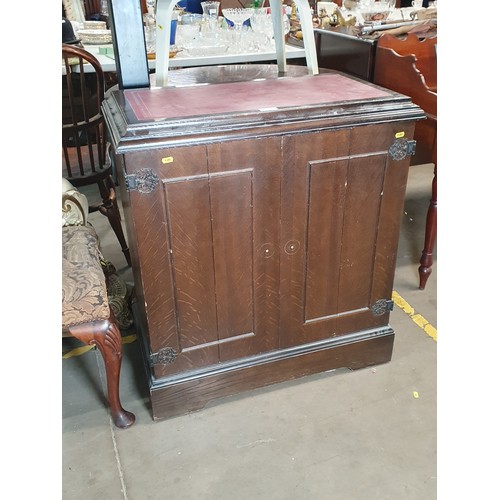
(103, 67, 425, 151)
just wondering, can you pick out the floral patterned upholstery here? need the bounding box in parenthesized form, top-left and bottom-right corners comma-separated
(61, 183, 136, 428)
(61, 178, 134, 330)
(62, 225, 110, 329)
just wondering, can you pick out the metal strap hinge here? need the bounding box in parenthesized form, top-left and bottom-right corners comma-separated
(406, 140, 417, 156)
(124, 168, 159, 194)
(150, 347, 178, 366)
(389, 138, 417, 160)
(371, 299, 394, 316)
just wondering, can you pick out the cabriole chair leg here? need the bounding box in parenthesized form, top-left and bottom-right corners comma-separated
(68, 314, 135, 429)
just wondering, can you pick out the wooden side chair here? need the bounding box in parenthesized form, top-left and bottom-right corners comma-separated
(373, 33, 437, 289)
(62, 180, 135, 429)
(62, 43, 131, 267)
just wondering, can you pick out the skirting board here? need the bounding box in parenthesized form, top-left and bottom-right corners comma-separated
(133, 318, 395, 421)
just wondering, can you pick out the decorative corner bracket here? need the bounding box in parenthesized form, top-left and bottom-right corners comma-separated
(125, 168, 160, 194)
(389, 138, 417, 161)
(150, 347, 178, 365)
(371, 299, 394, 316)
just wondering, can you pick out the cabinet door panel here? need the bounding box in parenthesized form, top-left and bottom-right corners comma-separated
(336, 154, 386, 312)
(304, 158, 348, 321)
(164, 162, 260, 368)
(129, 138, 282, 377)
(123, 150, 182, 354)
(281, 129, 399, 348)
(209, 171, 254, 341)
(166, 177, 218, 348)
(304, 154, 385, 320)
(280, 129, 350, 347)
(209, 138, 281, 361)
(124, 147, 220, 379)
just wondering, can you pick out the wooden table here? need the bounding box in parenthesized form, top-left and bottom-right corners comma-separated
(65, 43, 307, 74)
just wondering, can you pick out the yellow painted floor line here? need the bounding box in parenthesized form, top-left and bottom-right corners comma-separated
(122, 334, 138, 344)
(392, 290, 437, 342)
(62, 334, 138, 359)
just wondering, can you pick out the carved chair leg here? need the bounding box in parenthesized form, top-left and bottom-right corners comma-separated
(97, 176, 132, 267)
(68, 316, 135, 429)
(418, 163, 437, 290)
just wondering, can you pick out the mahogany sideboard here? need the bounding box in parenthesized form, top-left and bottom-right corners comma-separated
(103, 65, 424, 420)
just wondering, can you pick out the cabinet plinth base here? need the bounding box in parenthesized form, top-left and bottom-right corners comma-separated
(143, 328, 394, 421)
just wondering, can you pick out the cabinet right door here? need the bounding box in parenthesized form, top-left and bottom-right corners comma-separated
(279, 122, 414, 348)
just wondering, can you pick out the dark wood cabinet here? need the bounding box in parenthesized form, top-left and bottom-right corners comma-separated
(103, 65, 424, 420)
(315, 29, 377, 81)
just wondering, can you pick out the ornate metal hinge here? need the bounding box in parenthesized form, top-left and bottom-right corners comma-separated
(389, 138, 417, 160)
(371, 299, 394, 316)
(124, 168, 159, 194)
(150, 347, 178, 365)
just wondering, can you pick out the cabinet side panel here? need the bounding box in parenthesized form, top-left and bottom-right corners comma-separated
(305, 159, 348, 320)
(210, 172, 254, 340)
(337, 154, 386, 312)
(166, 178, 219, 348)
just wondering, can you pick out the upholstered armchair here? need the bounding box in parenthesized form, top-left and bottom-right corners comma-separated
(62, 179, 135, 428)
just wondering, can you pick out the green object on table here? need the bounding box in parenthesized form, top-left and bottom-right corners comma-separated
(98, 46, 115, 58)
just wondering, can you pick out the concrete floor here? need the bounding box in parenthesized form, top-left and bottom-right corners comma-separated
(62, 163, 437, 500)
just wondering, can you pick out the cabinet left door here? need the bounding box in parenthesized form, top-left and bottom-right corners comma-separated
(123, 137, 282, 379)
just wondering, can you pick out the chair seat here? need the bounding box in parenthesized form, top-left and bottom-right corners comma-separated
(62, 225, 109, 329)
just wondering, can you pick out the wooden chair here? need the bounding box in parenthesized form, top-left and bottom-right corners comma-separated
(62, 43, 131, 266)
(62, 181, 135, 429)
(373, 33, 437, 289)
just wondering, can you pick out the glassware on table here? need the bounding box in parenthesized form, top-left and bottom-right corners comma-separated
(221, 7, 254, 54)
(201, 1, 220, 32)
(175, 23, 201, 47)
(250, 8, 274, 50)
(222, 8, 254, 31)
(343, 0, 371, 10)
(143, 12, 156, 53)
(179, 13, 203, 27)
(183, 33, 229, 57)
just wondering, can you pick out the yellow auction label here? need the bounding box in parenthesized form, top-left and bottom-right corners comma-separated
(162, 156, 174, 164)
(395, 131, 405, 138)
